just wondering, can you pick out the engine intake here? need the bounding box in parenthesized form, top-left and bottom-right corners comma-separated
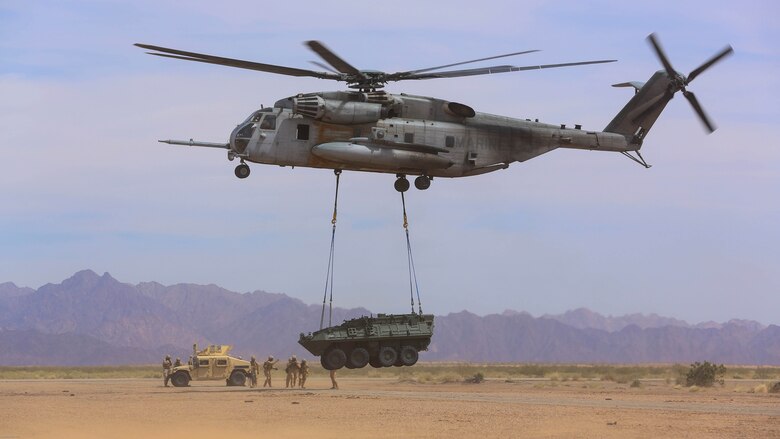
(293, 95, 383, 124)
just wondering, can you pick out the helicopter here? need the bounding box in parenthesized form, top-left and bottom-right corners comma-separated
(135, 34, 732, 192)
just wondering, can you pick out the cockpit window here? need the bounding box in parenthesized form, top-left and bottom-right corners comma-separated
(259, 115, 276, 130)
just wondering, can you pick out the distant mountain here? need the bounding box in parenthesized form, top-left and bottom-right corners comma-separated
(1, 271, 778, 365)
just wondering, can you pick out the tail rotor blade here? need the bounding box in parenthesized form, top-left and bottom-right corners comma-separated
(647, 33, 677, 77)
(683, 90, 716, 133)
(687, 45, 734, 83)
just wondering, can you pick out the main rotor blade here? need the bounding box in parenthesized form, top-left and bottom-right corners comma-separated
(306, 41, 363, 76)
(402, 49, 540, 75)
(647, 33, 677, 78)
(687, 45, 734, 83)
(683, 90, 716, 133)
(400, 59, 616, 80)
(309, 60, 340, 74)
(135, 43, 339, 79)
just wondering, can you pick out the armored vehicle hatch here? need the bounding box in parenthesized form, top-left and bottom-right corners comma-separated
(299, 313, 434, 370)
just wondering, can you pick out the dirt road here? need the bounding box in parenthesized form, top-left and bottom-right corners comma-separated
(1, 378, 777, 438)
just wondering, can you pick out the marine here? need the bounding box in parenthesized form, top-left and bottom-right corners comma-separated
(262, 355, 279, 388)
(249, 356, 260, 388)
(298, 359, 309, 388)
(162, 355, 172, 387)
(285, 355, 300, 388)
(173, 357, 182, 368)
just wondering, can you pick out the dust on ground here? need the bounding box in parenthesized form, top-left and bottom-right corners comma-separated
(1, 377, 778, 439)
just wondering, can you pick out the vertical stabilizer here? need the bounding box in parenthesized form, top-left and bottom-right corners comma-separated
(604, 70, 674, 148)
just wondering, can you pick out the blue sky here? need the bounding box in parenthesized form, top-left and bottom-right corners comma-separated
(1, 0, 778, 324)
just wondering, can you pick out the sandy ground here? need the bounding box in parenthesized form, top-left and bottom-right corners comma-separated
(1, 377, 778, 439)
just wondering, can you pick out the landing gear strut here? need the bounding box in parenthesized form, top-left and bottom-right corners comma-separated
(394, 175, 410, 192)
(234, 162, 250, 179)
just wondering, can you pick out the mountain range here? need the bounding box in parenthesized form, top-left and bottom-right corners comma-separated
(1, 270, 778, 365)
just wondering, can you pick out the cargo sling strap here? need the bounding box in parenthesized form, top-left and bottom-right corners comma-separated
(320, 170, 341, 330)
(401, 192, 423, 315)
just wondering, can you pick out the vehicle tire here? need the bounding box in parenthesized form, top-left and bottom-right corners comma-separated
(368, 357, 382, 368)
(399, 346, 419, 366)
(171, 371, 190, 387)
(228, 371, 247, 386)
(377, 346, 398, 367)
(348, 347, 370, 369)
(322, 347, 347, 370)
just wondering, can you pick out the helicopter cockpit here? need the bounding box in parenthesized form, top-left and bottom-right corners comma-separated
(231, 108, 276, 153)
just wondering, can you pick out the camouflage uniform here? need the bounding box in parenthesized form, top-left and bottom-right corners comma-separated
(285, 356, 300, 388)
(249, 356, 259, 388)
(162, 355, 172, 387)
(298, 360, 309, 388)
(262, 356, 278, 388)
(173, 358, 182, 368)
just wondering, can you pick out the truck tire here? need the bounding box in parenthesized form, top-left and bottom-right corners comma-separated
(348, 347, 370, 369)
(368, 357, 382, 368)
(228, 371, 246, 386)
(377, 346, 398, 368)
(171, 371, 190, 387)
(322, 347, 347, 370)
(399, 346, 419, 366)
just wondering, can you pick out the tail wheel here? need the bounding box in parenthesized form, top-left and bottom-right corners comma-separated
(348, 347, 370, 369)
(377, 346, 398, 368)
(228, 371, 247, 386)
(399, 346, 419, 366)
(322, 347, 347, 370)
(171, 371, 190, 387)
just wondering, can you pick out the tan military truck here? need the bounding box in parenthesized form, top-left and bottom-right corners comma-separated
(169, 344, 251, 387)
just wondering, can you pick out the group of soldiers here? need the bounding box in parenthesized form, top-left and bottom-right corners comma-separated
(247, 355, 309, 389)
(161, 355, 182, 387)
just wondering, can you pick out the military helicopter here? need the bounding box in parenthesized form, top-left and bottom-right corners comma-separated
(136, 34, 732, 192)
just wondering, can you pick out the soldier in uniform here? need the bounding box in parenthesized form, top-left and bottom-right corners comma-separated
(330, 369, 339, 390)
(249, 356, 260, 388)
(162, 355, 172, 387)
(262, 355, 278, 388)
(290, 355, 300, 387)
(298, 359, 309, 389)
(173, 357, 182, 368)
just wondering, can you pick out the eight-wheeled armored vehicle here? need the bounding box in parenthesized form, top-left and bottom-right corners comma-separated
(169, 344, 251, 387)
(299, 313, 434, 370)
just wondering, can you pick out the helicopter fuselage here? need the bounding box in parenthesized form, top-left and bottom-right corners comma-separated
(227, 91, 635, 180)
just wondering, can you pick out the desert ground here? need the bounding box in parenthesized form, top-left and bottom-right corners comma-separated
(1, 372, 778, 439)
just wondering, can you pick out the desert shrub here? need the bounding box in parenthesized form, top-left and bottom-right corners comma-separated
(769, 382, 780, 394)
(465, 372, 485, 384)
(630, 379, 642, 388)
(685, 361, 726, 387)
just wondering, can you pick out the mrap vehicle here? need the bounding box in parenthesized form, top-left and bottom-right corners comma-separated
(169, 344, 251, 387)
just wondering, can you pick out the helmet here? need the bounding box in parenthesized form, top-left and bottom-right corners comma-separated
(291, 355, 297, 360)
(251, 356, 256, 361)
(175, 357, 180, 361)
(301, 359, 307, 364)
(268, 356, 274, 361)
(165, 355, 170, 360)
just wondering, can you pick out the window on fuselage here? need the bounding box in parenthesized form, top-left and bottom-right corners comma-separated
(445, 136, 455, 148)
(404, 133, 414, 143)
(259, 115, 276, 130)
(296, 124, 310, 140)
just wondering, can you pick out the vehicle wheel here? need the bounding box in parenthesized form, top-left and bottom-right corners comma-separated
(228, 371, 247, 386)
(394, 177, 410, 193)
(414, 175, 430, 190)
(322, 347, 347, 370)
(171, 371, 190, 387)
(234, 163, 250, 179)
(368, 357, 382, 368)
(399, 346, 419, 366)
(348, 347, 370, 369)
(377, 346, 398, 368)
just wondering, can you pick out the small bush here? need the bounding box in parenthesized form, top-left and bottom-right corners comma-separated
(769, 382, 780, 394)
(465, 372, 485, 384)
(630, 379, 642, 388)
(685, 361, 726, 387)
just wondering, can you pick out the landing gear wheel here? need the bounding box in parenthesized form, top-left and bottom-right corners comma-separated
(394, 176, 410, 193)
(414, 175, 431, 190)
(234, 163, 250, 179)
(321, 347, 347, 370)
(171, 371, 190, 387)
(399, 346, 419, 366)
(377, 346, 398, 367)
(228, 371, 247, 386)
(348, 347, 370, 369)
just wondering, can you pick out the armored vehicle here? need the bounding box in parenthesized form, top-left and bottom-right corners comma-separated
(169, 344, 251, 387)
(299, 313, 434, 370)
